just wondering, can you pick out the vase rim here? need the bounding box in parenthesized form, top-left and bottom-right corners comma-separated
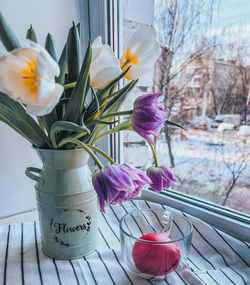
(32, 146, 86, 153)
(33, 147, 90, 169)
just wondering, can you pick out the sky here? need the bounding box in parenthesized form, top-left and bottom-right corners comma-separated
(213, 0, 250, 28)
(209, 0, 250, 62)
(208, 0, 250, 44)
(154, 0, 250, 63)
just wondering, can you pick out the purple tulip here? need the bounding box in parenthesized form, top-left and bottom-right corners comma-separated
(146, 166, 176, 193)
(131, 93, 167, 144)
(92, 164, 151, 212)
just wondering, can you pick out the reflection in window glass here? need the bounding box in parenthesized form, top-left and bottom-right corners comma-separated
(121, 0, 250, 215)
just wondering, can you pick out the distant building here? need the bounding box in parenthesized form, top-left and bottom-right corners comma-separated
(170, 58, 250, 122)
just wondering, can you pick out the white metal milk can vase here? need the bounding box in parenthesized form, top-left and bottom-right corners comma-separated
(25, 148, 99, 259)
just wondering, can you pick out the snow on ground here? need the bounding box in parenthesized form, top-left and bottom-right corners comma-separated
(156, 128, 250, 215)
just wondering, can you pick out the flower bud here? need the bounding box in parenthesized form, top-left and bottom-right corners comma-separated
(146, 166, 176, 193)
(132, 93, 167, 144)
(92, 164, 151, 212)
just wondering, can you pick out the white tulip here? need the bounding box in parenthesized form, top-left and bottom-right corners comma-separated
(120, 25, 161, 80)
(0, 42, 63, 116)
(90, 36, 122, 89)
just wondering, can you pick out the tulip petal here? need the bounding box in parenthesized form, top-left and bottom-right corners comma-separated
(36, 48, 60, 78)
(91, 45, 120, 76)
(134, 27, 158, 57)
(121, 24, 160, 80)
(90, 36, 121, 89)
(132, 93, 167, 144)
(103, 165, 135, 191)
(92, 164, 150, 212)
(92, 173, 107, 212)
(92, 36, 103, 61)
(139, 40, 161, 66)
(134, 93, 163, 107)
(0, 53, 38, 103)
(26, 83, 63, 116)
(11, 48, 38, 62)
(0, 42, 63, 114)
(147, 166, 176, 192)
(37, 78, 56, 102)
(124, 65, 151, 80)
(23, 39, 43, 52)
(90, 66, 122, 89)
(125, 25, 157, 56)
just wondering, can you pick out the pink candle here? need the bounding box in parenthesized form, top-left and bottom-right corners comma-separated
(132, 233, 181, 276)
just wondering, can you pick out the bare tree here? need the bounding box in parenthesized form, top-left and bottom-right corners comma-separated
(220, 143, 247, 206)
(223, 42, 250, 120)
(200, 40, 250, 118)
(173, 35, 250, 121)
(153, 0, 217, 166)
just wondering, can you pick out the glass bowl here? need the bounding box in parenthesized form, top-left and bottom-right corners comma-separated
(119, 208, 193, 280)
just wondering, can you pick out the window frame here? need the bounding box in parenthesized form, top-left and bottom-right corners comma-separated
(80, 0, 121, 164)
(142, 189, 250, 242)
(83, 0, 250, 242)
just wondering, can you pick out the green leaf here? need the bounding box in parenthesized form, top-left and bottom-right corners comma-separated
(96, 67, 131, 102)
(59, 98, 69, 104)
(0, 12, 21, 51)
(86, 119, 118, 127)
(0, 94, 51, 148)
(165, 120, 184, 129)
(87, 80, 137, 143)
(42, 33, 59, 128)
(56, 43, 68, 85)
(92, 120, 133, 144)
(50, 121, 90, 148)
(105, 80, 138, 113)
(91, 86, 100, 113)
(76, 22, 81, 38)
(26, 25, 37, 43)
(86, 67, 131, 117)
(63, 42, 92, 123)
(0, 92, 26, 114)
(0, 115, 31, 142)
(55, 43, 68, 120)
(110, 120, 132, 132)
(66, 22, 80, 84)
(40, 111, 58, 133)
(0, 93, 51, 146)
(45, 33, 57, 61)
(99, 110, 133, 120)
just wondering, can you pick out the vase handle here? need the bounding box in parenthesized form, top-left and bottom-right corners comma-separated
(25, 167, 41, 182)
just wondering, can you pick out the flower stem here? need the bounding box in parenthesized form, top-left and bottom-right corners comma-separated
(51, 138, 57, 149)
(148, 142, 159, 167)
(64, 82, 76, 90)
(121, 59, 129, 69)
(100, 110, 133, 120)
(57, 137, 104, 169)
(87, 145, 116, 165)
(37, 117, 46, 133)
(92, 120, 132, 144)
(73, 131, 88, 140)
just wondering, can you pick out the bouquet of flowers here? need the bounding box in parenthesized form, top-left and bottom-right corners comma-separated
(0, 12, 180, 212)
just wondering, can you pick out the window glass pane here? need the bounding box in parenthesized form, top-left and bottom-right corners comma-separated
(120, 0, 250, 215)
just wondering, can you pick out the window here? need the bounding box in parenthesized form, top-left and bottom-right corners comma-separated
(117, 0, 250, 240)
(80, 0, 121, 165)
(1, 0, 248, 241)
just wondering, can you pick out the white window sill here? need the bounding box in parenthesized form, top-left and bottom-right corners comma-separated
(141, 189, 250, 242)
(0, 209, 38, 226)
